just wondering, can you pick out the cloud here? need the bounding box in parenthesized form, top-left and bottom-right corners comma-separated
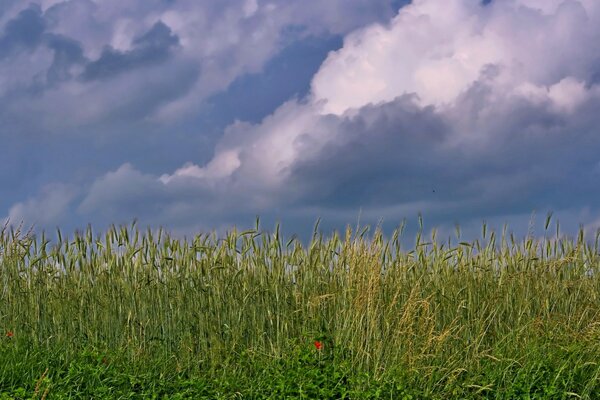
(73, 0, 600, 235)
(0, 1, 20, 19)
(311, 0, 600, 114)
(73, 73, 600, 235)
(3, 184, 78, 228)
(4, 0, 600, 239)
(292, 77, 600, 219)
(81, 21, 179, 81)
(76, 163, 263, 232)
(0, 4, 45, 59)
(0, 0, 400, 131)
(169, 1, 599, 177)
(1, 0, 401, 233)
(78, 164, 168, 219)
(43, 33, 86, 83)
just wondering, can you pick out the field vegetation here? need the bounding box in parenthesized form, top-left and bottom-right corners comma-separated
(2, 216, 600, 398)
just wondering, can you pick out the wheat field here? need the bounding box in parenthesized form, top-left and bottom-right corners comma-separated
(1, 217, 600, 398)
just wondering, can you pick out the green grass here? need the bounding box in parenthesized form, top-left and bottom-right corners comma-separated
(2, 217, 600, 398)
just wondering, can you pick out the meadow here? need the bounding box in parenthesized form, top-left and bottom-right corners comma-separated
(2, 217, 600, 399)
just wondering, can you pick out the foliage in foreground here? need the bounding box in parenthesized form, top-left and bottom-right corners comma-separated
(1, 217, 600, 398)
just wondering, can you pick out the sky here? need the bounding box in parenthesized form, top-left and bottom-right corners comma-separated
(2, 0, 600, 241)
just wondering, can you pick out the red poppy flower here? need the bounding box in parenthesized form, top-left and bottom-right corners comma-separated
(6, 331, 13, 338)
(314, 340, 323, 350)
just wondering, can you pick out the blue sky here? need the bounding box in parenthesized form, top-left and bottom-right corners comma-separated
(2, 0, 600, 240)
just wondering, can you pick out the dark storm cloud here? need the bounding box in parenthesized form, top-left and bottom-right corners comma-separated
(81, 21, 179, 81)
(287, 96, 454, 208)
(43, 33, 86, 83)
(287, 76, 600, 225)
(0, 4, 45, 59)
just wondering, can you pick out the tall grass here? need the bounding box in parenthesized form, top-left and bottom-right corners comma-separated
(2, 217, 600, 397)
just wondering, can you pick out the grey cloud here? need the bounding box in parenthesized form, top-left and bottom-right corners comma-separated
(287, 97, 454, 208)
(286, 76, 600, 225)
(0, 1, 18, 17)
(81, 21, 179, 81)
(78, 164, 168, 218)
(0, 4, 45, 59)
(43, 33, 86, 83)
(68, 79, 600, 236)
(4, 183, 78, 228)
(0, 0, 398, 133)
(85, 57, 200, 123)
(77, 163, 234, 230)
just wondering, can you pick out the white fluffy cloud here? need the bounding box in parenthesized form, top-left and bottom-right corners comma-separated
(312, 0, 600, 114)
(162, 0, 600, 191)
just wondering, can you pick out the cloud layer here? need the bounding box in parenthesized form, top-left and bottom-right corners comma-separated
(3, 0, 600, 239)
